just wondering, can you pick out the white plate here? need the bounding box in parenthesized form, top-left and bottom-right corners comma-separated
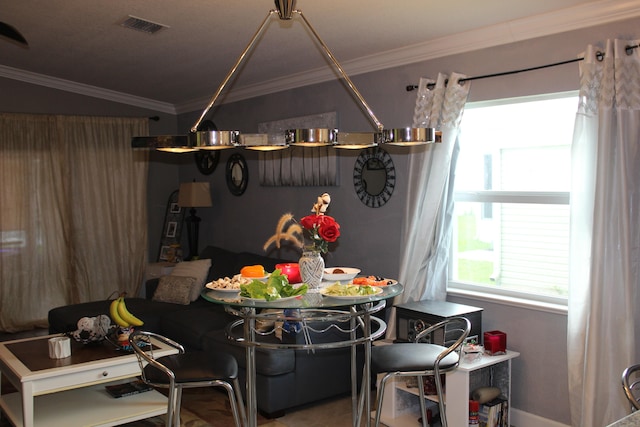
(323, 267, 361, 282)
(320, 286, 383, 299)
(241, 295, 302, 302)
(206, 286, 241, 293)
(241, 274, 270, 281)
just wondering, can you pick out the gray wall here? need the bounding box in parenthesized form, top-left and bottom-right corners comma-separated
(172, 18, 640, 425)
(3, 16, 640, 425)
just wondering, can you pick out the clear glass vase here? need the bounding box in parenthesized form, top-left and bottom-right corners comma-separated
(298, 250, 325, 291)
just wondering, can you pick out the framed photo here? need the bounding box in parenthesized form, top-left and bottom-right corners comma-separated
(158, 190, 185, 262)
(159, 245, 172, 261)
(170, 203, 181, 213)
(166, 221, 177, 238)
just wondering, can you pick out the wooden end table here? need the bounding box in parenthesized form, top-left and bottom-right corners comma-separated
(0, 334, 177, 427)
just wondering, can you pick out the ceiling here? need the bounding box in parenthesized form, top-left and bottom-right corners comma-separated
(1, 0, 638, 114)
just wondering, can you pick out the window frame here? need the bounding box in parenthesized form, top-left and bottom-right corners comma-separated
(447, 92, 577, 311)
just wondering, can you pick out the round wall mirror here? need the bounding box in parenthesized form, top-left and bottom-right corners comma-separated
(353, 147, 395, 208)
(226, 153, 248, 196)
(195, 151, 220, 175)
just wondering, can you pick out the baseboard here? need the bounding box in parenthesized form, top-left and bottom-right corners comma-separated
(512, 408, 571, 427)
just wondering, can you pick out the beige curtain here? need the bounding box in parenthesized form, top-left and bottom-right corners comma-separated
(0, 113, 148, 332)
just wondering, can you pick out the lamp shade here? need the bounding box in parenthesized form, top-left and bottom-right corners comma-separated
(178, 182, 212, 208)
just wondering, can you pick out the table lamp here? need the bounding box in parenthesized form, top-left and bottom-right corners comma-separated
(178, 182, 212, 260)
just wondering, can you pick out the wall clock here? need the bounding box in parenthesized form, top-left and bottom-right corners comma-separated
(226, 153, 248, 196)
(194, 151, 220, 175)
(353, 147, 395, 208)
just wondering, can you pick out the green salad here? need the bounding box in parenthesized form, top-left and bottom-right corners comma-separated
(322, 282, 378, 296)
(240, 269, 308, 301)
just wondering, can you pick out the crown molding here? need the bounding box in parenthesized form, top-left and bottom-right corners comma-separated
(2, 0, 639, 115)
(0, 64, 177, 114)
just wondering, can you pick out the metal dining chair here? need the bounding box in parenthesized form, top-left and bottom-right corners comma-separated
(130, 330, 246, 427)
(622, 363, 640, 412)
(370, 316, 471, 427)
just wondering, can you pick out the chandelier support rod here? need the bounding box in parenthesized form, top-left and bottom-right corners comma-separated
(191, 10, 277, 133)
(295, 10, 384, 132)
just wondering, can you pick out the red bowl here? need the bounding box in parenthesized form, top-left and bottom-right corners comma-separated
(275, 263, 301, 284)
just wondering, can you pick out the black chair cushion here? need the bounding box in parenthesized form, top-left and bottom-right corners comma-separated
(371, 343, 460, 373)
(143, 351, 238, 384)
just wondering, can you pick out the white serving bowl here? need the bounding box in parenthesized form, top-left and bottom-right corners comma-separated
(323, 267, 361, 282)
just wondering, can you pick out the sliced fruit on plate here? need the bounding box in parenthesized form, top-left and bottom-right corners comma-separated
(240, 264, 266, 277)
(352, 276, 394, 286)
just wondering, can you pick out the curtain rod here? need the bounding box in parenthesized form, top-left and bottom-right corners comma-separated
(406, 43, 639, 91)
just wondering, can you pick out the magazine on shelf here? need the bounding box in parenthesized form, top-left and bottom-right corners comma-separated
(479, 396, 508, 427)
(105, 379, 153, 398)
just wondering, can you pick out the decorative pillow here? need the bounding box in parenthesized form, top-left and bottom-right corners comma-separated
(170, 259, 212, 301)
(152, 276, 196, 305)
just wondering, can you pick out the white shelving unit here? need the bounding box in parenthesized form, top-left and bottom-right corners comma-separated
(0, 382, 168, 427)
(373, 348, 519, 427)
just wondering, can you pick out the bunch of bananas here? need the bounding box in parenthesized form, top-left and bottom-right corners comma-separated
(109, 294, 144, 328)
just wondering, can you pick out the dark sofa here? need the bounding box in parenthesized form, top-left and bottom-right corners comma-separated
(48, 245, 362, 417)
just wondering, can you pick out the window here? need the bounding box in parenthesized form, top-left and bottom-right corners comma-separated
(449, 93, 577, 305)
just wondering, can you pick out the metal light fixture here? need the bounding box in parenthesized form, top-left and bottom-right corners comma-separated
(383, 127, 437, 146)
(239, 134, 288, 151)
(334, 131, 381, 149)
(131, 0, 435, 152)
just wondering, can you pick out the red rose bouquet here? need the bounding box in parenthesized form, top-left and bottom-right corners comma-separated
(262, 193, 340, 255)
(299, 193, 340, 254)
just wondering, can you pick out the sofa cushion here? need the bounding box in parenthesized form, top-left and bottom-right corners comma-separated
(169, 259, 211, 301)
(202, 329, 296, 376)
(152, 276, 195, 305)
(199, 246, 242, 281)
(199, 246, 296, 284)
(48, 298, 192, 334)
(159, 306, 236, 351)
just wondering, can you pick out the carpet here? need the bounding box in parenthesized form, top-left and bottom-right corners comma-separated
(120, 387, 356, 427)
(0, 374, 355, 427)
(120, 387, 274, 427)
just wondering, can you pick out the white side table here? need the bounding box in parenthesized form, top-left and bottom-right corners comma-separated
(373, 340, 519, 427)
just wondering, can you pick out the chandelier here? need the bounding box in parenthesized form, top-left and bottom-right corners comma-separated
(132, 0, 435, 152)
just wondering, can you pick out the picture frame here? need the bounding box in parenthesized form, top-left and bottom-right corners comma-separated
(159, 245, 172, 261)
(157, 190, 185, 262)
(166, 221, 177, 238)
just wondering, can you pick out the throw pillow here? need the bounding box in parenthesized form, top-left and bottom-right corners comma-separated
(152, 276, 196, 305)
(170, 258, 212, 301)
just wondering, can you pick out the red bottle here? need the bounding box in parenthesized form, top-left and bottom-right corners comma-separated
(469, 400, 480, 426)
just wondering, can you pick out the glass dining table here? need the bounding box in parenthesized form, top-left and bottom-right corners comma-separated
(202, 282, 403, 427)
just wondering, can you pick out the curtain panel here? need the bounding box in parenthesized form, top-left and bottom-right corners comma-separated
(0, 114, 148, 332)
(387, 73, 470, 339)
(568, 39, 640, 426)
